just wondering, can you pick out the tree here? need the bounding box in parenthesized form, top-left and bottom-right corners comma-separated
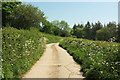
(2, 2, 21, 26)
(59, 20, 70, 37)
(41, 20, 54, 34)
(91, 21, 103, 40)
(10, 4, 46, 29)
(73, 24, 77, 30)
(84, 21, 91, 39)
(51, 20, 60, 28)
(117, 24, 120, 42)
(74, 27, 84, 38)
(96, 22, 117, 41)
(72, 24, 77, 35)
(51, 20, 62, 35)
(53, 27, 61, 36)
(72, 24, 85, 38)
(107, 22, 117, 38)
(52, 20, 70, 37)
(60, 20, 69, 31)
(96, 27, 109, 41)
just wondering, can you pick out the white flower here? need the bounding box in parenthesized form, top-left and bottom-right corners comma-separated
(100, 71, 103, 74)
(25, 43, 27, 46)
(1, 59, 3, 61)
(26, 51, 28, 53)
(112, 67, 114, 69)
(18, 34, 20, 37)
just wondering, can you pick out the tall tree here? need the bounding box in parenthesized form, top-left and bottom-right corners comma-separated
(107, 22, 117, 38)
(91, 21, 103, 40)
(51, 20, 62, 35)
(42, 20, 54, 34)
(84, 21, 91, 39)
(51, 20, 60, 28)
(60, 21, 70, 37)
(73, 24, 77, 30)
(74, 27, 84, 38)
(117, 24, 120, 42)
(10, 4, 45, 29)
(60, 20, 69, 31)
(2, 2, 21, 26)
(96, 27, 109, 41)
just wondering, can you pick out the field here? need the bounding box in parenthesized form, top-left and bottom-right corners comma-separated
(59, 38, 120, 80)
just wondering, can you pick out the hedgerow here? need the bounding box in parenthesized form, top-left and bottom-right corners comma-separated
(59, 38, 120, 80)
(2, 27, 61, 78)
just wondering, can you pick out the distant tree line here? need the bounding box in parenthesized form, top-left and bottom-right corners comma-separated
(2, 2, 120, 42)
(72, 21, 120, 42)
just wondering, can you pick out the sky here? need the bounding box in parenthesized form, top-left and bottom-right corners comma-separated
(23, 2, 118, 28)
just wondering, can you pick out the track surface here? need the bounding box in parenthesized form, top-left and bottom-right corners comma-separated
(23, 43, 84, 78)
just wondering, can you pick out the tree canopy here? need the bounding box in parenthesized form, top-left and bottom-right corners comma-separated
(10, 4, 46, 29)
(2, 2, 21, 26)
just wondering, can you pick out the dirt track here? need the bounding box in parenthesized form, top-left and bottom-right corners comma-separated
(23, 43, 84, 78)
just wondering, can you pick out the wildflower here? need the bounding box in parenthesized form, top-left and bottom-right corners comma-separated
(1, 59, 3, 61)
(100, 71, 103, 74)
(26, 50, 28, 53)
(112, 67, 114, 69)
(18, 34, 20, 37)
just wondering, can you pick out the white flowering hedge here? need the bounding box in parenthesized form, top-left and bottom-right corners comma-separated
(59, 38, 120, 80)
(2, 27, 61, 78)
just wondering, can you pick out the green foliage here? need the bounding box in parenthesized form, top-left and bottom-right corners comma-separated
(2, 27, 46, 78)
(41, 20, 54, 34)
(10, 4, 45, 29)
(96, 23, 117, 41)
(73, 27, 85, 38)
(84, 21, 91, 39)
(51, 20, 71, 37)
(43, 33, 62, 44)
(2, 2, 22, 26)
(60, 20, 69, 31)
(117, 24, 120, 42)
(60, 38, 120, 80)
(96, 27, 109, 41)
(91, 22, 102, 40)
(2, 27, 61, 78)
(72, 21, 118, 42)
(51, 20, 61, 28)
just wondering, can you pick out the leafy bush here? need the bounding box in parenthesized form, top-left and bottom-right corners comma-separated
(2, 27, 61, 78)
(59, 38, 120, 80)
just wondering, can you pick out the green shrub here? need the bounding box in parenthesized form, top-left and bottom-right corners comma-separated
(2, 27, 61, 78)
(2, 27, 46, 78)
(59, 38, 120, 80)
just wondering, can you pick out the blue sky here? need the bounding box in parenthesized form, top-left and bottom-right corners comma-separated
(23, 2, 118, 28)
